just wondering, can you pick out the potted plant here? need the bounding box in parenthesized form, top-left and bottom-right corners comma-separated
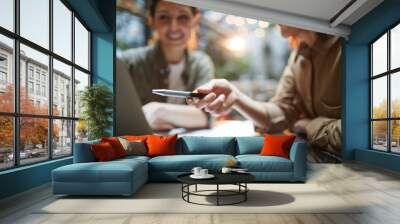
(79, 84, 113, 140)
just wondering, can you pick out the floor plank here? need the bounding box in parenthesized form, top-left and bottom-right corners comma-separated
(1, 162, 400, 224)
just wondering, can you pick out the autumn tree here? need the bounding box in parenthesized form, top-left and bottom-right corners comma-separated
(372, 100, 387, 140)
(392, 99, 400, 143)
(372, 99, 400, 144)
(0, 84, 59, 152)
(0, 85, 13, 150)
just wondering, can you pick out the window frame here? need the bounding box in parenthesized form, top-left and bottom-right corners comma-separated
(370, 20, 400, 154)
(0, 0, 92, 171)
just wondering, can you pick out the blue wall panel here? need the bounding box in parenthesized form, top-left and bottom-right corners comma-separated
(344, 0, 400, 170)
(342, 44, 370, 160)
(91, 0, 116, 135)
(0, 158, 72, 199)
(355, 149, 400, 172)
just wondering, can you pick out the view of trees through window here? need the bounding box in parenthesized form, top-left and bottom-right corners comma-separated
(0, 0, 91, 170)
(371, 23, 400, 153)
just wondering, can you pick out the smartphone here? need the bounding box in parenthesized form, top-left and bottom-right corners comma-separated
(152, 89, 206, 99)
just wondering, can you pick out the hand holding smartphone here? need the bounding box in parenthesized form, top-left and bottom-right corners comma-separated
(152, 89, 206, 99)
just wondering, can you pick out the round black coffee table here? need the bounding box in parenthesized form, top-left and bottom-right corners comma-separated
(177, 173, 255, 206)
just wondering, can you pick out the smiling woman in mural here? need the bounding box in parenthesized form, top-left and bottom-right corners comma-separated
(189, 26, 342, 163)
(120, 0, 214, 131)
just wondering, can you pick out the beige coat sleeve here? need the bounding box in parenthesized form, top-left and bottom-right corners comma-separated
(263, 52, 300, 133)
(305, 117, 341, 155)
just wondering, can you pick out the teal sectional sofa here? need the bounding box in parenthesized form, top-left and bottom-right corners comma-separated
(52, 136, 307, 196)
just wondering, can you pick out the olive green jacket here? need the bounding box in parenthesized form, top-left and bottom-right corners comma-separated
(120, 42, 214, 105)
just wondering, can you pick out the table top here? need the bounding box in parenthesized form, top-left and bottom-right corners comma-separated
(177, 172, 255, 185)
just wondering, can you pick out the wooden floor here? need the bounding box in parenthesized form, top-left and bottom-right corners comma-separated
(1, 162, 400, 224)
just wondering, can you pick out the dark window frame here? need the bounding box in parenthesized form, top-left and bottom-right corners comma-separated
(0, 0, 92, 171)
(370, 21, 400, 154)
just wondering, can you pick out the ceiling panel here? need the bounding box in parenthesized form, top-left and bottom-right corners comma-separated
(168, 0, 384, 38)
(227, 0, 352, 21)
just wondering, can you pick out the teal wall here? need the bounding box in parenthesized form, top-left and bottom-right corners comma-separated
(0, 0, 116, 200)
(343, 0, 400, 170)
(0, 158, 72, 199)
(91, 1, 116, 135)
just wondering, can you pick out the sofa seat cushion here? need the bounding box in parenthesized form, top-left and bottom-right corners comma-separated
(236, 155, 293, 172)
(53, 159, 147, 183)
(116, 155, 150, 163)
(149, 154, 235, 172)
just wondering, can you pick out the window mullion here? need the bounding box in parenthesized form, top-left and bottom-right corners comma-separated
(49, 0, 54, 160)
(370, 45, 373, 149)
(13, 0, 20, 167)
(71, 11, 76, 155)
(388, 30, 391, 152)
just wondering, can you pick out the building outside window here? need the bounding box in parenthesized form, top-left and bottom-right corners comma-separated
(0, 54, 7, 67)
(0, 54, 7, 89)
(371, 22, 400, 154)
(35, 70, 40, 81)
(28, 81, 34, 94)
(28, 67, 34, 80)
(41, 85, 46, 97)
(0, 0, 91, 170)
(0, 71, 7, 87)
(41, 73, 46, 83)
(35, 83, 40, 95)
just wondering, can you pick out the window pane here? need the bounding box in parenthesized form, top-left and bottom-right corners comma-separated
(0, 116, 13, 170)
(20, 117, 49, 165)
(0, 35, 14, 113)
(75, 120, 88, 143)
(372, 76, 387, 119)
(392, 24, 400, 70)
(74, 69, 89, 118)
(0, 0, 14, 31)
(53, 59, 72, 117)
(391, 72, 400, 118)
(20, 44, 49, 115)
(372, 121, 388, 151)
(372, 33, 387, 76)
(75, 18, 89, 70)
(391, 120, 400, 153)
(53, 119, 72, 158)
(20, 0, 49, 49)
(53, 0, 72, 60)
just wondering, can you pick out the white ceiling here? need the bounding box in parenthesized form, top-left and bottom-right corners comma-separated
(227, 0, 352, 22)
(167, 0, 384, 38)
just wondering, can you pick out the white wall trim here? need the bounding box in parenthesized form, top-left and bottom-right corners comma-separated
(330, 0, 369, 27)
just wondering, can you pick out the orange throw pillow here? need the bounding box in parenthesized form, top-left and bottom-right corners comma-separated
(124, 135, 149, 141)
(146, 134, 177, 157)
(101, 137, 126, 158)
(91, 142, 117, 161)
(259, 134, 296, 159)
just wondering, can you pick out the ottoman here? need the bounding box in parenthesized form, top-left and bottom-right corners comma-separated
(52, 157, 148, 196)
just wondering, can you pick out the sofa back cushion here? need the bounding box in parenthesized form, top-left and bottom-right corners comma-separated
(73, 139, 100, 163)
(235, 137, 264, 155)
(177, 136, 235, 155)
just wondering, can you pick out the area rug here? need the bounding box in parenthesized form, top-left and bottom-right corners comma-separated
(37, 183, 362, 214)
